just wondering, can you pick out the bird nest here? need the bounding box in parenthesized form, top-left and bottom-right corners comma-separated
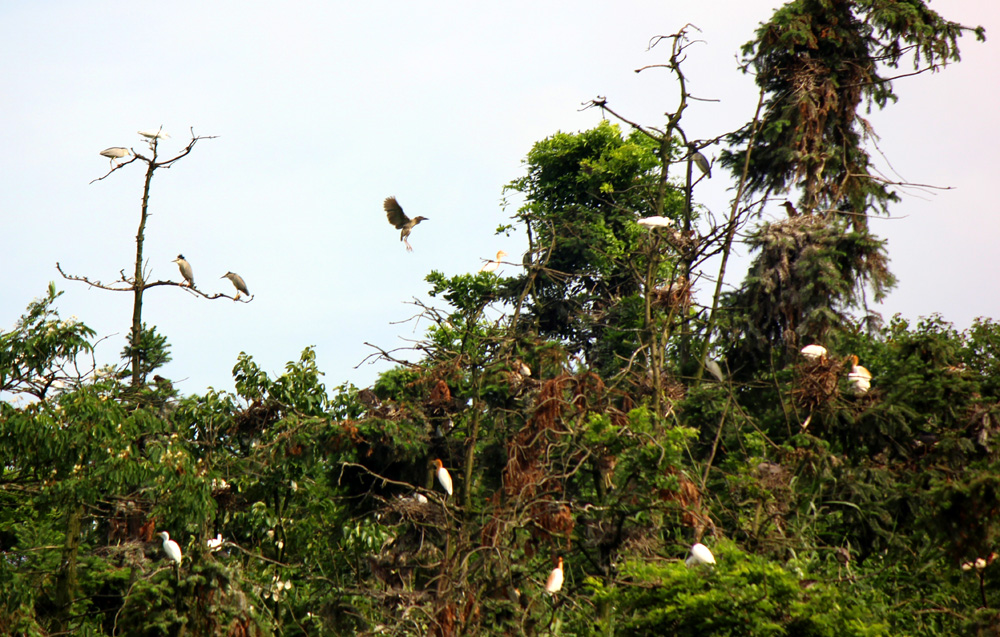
(791, 357, 843, 410)
(651, 278, 692, 312)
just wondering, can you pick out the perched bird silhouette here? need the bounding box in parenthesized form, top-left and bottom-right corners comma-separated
(690, 148, 711, 178)
(172, 255, 194, 287)
(221, 272, 249, 301)
(782, 201, 799, 217)
(99, 147, 130, 167)
(384, 196, 428, 252)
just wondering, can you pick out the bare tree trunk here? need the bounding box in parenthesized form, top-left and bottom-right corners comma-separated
(130, 147, 157, 387)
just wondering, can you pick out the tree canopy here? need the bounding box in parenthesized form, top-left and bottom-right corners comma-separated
(0, 2, 992, 635)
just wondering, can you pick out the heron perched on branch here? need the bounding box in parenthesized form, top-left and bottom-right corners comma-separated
(221, 271, 249, 301)
(173, 255, 194, 287)
(545, 557, 564, 594)
(433, 458, 453, 496)
(99, 147, 130, 167)
(158, 531, 182, 565)
(690, 148, 712, 179)
(480, 250, 507, 273)
(138, 128, 170, 140)
(384, 196, 428, 252)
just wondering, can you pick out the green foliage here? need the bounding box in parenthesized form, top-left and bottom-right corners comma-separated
(0, 282, 95, 399)
(589, 542, 888, 636)
(121, 323, 172, 385)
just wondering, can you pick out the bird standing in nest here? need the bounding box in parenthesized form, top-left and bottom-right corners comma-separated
(384, 196, 428, 252)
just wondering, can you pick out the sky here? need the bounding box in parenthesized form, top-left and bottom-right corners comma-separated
(2, 1, 996, 397)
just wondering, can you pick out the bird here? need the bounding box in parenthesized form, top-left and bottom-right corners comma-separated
(221, 272, 249, 301)
(172, 255, 194, 287)
(158, 531, 182, 565)
(686, 543, 716, 567)
(847, 355, 872, 395)
(99, 147, 130, 167)
(704, 358, 725, 382)
(545, 556, 564, 594)
(206, 534, 224, 551)
(384, 196, 428, 252)
(433, 458, 453, 496)
(138, 128, 170, 140)
(691, 150, 711, 178)
(782, 201, 799, 217)
(637, 216, 674, 229)
(479, 250, 508, 273)
(516, 359, 532, 378)
(800, 344, 828, 361)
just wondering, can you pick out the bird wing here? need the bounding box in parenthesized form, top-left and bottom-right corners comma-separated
(384, 196, 410, 228)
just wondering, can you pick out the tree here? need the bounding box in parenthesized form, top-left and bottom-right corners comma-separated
(57, 128, 248, 387)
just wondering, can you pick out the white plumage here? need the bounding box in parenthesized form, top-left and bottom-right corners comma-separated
(172, 254, 194, 287)
(139, 128, 170, 140)
(637, 216, 674, 229)
(479, 250, 508, 273)
(206, 534, 224, 551)
(99, 147, 130, 167)
(545, 557, 564, 594)
(847, 355, 872, 395)
(158, 531, 182, 565)
(433, 458, 453, 496)
(800, 344, 828, 361)
(686, 542, 716, 567)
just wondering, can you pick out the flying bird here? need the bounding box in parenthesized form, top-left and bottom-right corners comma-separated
(686, 542, 716, 567)
(158, 531, 182, 565)
(800, 344, 828, 361)
(637, 216, 674, 229)
(479, 250, 508, 273)
(99, 147, 130, 167)
(138, 128, 170, 140)
(433, 458, 453, 496)
(221, 271, 249, 301)
(545, 556, 564, 594)
(384, 196, 428, 252)
(172, 254, 194, 287)
(691, 150, 711, 178)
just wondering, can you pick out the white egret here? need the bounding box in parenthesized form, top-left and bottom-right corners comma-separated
(545, 556, 564, 594)
(139, 128, 170, 140)
(800, 344, 828, 361)
(384, 196, 428, 252)
(158, 531, 182, 565)
(637, 216, 674, 229)
(433, 458, 453, 497)
(479, 250, 508, 273)
(172, 255, 194, 287)
(686, 543, 716, 567)
(206, 534, 224, 551)
(221, 271, 249, 301)
(847, 355, 872, 395)
(99, 147, 130, 167)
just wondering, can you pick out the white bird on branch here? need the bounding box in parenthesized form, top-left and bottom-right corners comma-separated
(99, 147, 130, 167)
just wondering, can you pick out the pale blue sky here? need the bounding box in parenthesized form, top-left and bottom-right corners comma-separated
(2, 1, 996, 395)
